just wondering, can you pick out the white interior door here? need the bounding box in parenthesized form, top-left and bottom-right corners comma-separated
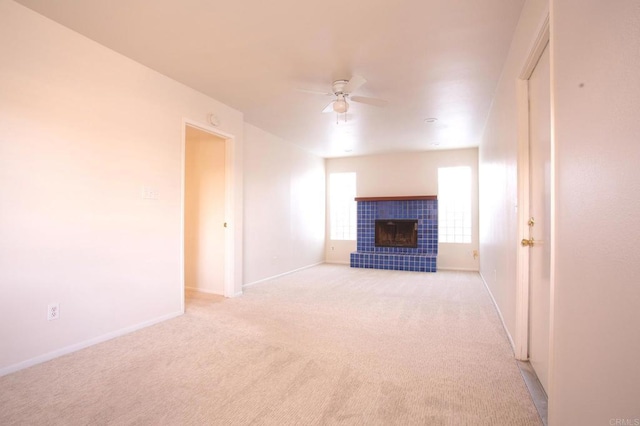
(526, 42, 551, 393)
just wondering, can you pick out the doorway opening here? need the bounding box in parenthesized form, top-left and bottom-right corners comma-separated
(181, 120, 236, 312)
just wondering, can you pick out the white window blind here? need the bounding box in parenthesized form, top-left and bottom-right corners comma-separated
(329, 172, 357, 240)
(438, 167, 472, 243)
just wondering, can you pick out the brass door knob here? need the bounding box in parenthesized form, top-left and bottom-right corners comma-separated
(521, 238, 535, 247)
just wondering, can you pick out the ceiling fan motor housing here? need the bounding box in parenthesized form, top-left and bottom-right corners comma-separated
(312, 75, 385, 114)
(332, 80, 349, 95)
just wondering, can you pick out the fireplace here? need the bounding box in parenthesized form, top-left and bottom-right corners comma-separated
(375, 220, 417, 248)
(350, 196, 438, 272)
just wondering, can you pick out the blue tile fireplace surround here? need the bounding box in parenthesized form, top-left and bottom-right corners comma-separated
(350, 196, 438, 272)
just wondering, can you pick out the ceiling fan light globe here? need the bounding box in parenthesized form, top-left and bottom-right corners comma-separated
(333, 99, 349, 113)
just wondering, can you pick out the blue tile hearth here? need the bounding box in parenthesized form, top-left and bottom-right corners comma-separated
(350, 252, 437, 272)
(350, 198, 438, 272)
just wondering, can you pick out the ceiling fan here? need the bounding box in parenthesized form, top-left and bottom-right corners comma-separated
(300, 75, 388, 114)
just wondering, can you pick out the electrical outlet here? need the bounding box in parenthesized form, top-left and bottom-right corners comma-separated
(47, 303, 60, 321)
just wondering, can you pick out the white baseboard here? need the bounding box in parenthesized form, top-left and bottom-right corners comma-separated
(437, 267, 480, 272)
(243, 262, 325, 288)
(325, 262, 478, 271)
(0, 311, 182, 377)
(479, 271, 516, 354)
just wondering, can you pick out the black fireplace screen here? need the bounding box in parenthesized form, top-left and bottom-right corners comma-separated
(375, 219, 418, 248)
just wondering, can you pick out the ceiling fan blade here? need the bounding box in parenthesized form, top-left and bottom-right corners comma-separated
(351, 96, 388, 107)
(297, 88, 333, 96)
(343, 75, 367, 94)
(322, 101, 335, 113)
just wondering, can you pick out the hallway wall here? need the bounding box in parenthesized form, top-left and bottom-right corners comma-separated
(550, 0, 640, 423)
(480, 0, 640, 422)
(478, 0, 548, 345)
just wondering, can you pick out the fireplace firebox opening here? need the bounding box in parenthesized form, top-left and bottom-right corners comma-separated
(375, 219, 418, 248)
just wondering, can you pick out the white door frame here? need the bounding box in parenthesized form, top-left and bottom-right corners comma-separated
(181, 118, 236, 311)
(515, 15, 551, 361)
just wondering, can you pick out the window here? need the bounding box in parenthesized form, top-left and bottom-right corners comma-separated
(329, 172, 357, 240)
(438, 167, 472, 243)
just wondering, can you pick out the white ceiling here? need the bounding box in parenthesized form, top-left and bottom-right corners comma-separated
(15, 0, 525, 158)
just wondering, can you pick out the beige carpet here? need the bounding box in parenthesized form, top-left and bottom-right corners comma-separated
(0, 265, 541, 425)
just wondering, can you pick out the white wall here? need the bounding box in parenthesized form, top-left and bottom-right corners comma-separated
(0, 1, 244, 374)
(480, 0, 640, 422)
(243, 124, 325, 285)
(184, 127, 226, 294)
(326, 149, 479, 270)
(478, 0, 548, 344)
(550, 0, 640, 423)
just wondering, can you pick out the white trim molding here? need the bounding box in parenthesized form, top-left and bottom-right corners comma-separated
(0, 312, 182, 377)
(243, 262, 325, 288)
(514, 14, 550, 361)
(480, 272, 516, 353)
(180, 118, 238, 316)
